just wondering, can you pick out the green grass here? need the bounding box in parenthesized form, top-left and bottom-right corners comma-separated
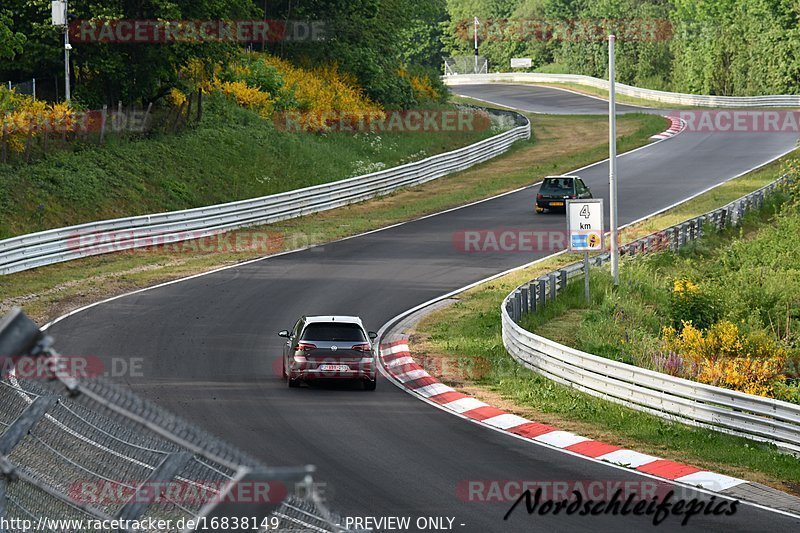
(414, 156, 800, 491)
(0, 96, 494, 239)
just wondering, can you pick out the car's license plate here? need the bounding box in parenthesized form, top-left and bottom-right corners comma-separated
(550, 201, 564, 207)
(319, 364, 349, 371)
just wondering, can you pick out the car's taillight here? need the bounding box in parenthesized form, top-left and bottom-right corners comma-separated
(351, 343, 371, 352)
(536, 194, 543, 200)
(570, 195, 576, 199)
(297, 343, 316, 351)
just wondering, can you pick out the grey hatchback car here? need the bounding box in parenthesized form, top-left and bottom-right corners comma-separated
(536, 175, 593, 213)
(279, 316, 378, 390)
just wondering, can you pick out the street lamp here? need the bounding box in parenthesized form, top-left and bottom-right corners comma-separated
(51, 1, 70, 103)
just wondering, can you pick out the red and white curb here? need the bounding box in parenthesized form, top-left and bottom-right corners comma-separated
(380, 340, 746, 493)
(650, 116, 686, 140)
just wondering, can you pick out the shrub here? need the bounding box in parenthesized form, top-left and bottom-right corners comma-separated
(661, 319, 789, 397)
(668, 278, 719, 331)
(214, 81, 274, 118)
(697, 356, 785, 397)
(0, 87, 75, 153)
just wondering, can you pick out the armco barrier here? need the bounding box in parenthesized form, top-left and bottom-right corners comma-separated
(0, 108, 529, 275)
(445, 73, 800, 108)
(502, 176, 800, 454)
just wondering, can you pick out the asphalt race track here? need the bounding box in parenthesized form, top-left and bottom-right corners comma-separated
(48, 85, 800, 532)
(453, 83, 648, 114)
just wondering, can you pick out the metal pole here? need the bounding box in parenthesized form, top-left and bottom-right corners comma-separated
(584, 252, 590, 304)
(474, 17, 479, 73)
(64, 1, 71, 103)
(608, 34, 619, 286)
(32, 78, 36, 100)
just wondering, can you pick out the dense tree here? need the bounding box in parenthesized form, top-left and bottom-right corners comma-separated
(442, 0, 800, 95)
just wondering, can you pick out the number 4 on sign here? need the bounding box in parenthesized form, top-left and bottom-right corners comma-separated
(580, 205, 591, 219)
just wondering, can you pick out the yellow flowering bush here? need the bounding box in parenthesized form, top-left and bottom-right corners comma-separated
(1, 87, 75, 153)
(179, 58, 215, 93)
(177, 53, 383, 132)
(214, 80, 274, 118)
(661, 319, 788, 397)
(668, 277, 718, 330)
(697, 356, 785, 397)
(672, 278, 700, 295)
(398, 67, 440, 101)
(262, 55, 383, 132)
(166, 88, 187, 108)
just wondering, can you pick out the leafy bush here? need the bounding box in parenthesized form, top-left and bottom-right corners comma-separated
(0, 87, 74, 153)
(668, 278, 719, 331)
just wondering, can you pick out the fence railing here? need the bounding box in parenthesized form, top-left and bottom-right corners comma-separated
(445, 73, 800, 108)
(0, 108, 530, 276)
(0, 307, 357, 532)
(501, 176, 800, 454)
(3, 79, 37, 99)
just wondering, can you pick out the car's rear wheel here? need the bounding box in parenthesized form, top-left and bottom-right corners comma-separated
(363, 379, 376, 391)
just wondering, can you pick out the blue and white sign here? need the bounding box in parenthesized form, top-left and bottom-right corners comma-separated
(567, 199, 604, 252)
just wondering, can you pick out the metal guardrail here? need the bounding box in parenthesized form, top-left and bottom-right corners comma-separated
(0, 308, 358, 532)
(501, 176, 800, 454)
(445, 73, 800, 108)
(0, 109, 530, 276)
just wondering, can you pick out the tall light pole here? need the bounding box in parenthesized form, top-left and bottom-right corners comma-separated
(64, 0, 71, 103)
(52, 1, 71, 102)
(474, 17, 479, 73)
(608, 34, 619, 286)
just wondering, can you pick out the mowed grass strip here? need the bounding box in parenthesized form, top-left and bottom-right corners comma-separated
(0, 112, 665, 325)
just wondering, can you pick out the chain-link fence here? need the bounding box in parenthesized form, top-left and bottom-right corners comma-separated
(0, 308, 360, 532)
(3, 79, 36, 99)
(444, 56, 488, 75)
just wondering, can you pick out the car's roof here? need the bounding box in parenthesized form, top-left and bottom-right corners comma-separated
(304, 315, 364, 326)
(543, 175, 579, 182)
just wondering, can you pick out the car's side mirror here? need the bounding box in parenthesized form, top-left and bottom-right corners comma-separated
(368, 331, 378, 340)
(278, 330, 290, 338)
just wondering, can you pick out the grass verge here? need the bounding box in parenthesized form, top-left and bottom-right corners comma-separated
(0, 96, 491, 239)
(412, 150, 800, 495)
(0, 112, 665, 325)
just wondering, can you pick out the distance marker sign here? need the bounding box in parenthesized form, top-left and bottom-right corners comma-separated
(567, 199, 604, 252)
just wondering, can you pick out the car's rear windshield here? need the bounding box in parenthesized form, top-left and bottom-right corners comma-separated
(301, 323, 367, 342)
(540, 178, 574, 193)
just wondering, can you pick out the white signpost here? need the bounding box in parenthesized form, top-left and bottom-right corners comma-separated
(567, 199, 604, 303)
(510, 58, 533, 68)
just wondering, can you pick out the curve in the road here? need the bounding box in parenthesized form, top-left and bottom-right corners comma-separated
(46, 85, 799, 532)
